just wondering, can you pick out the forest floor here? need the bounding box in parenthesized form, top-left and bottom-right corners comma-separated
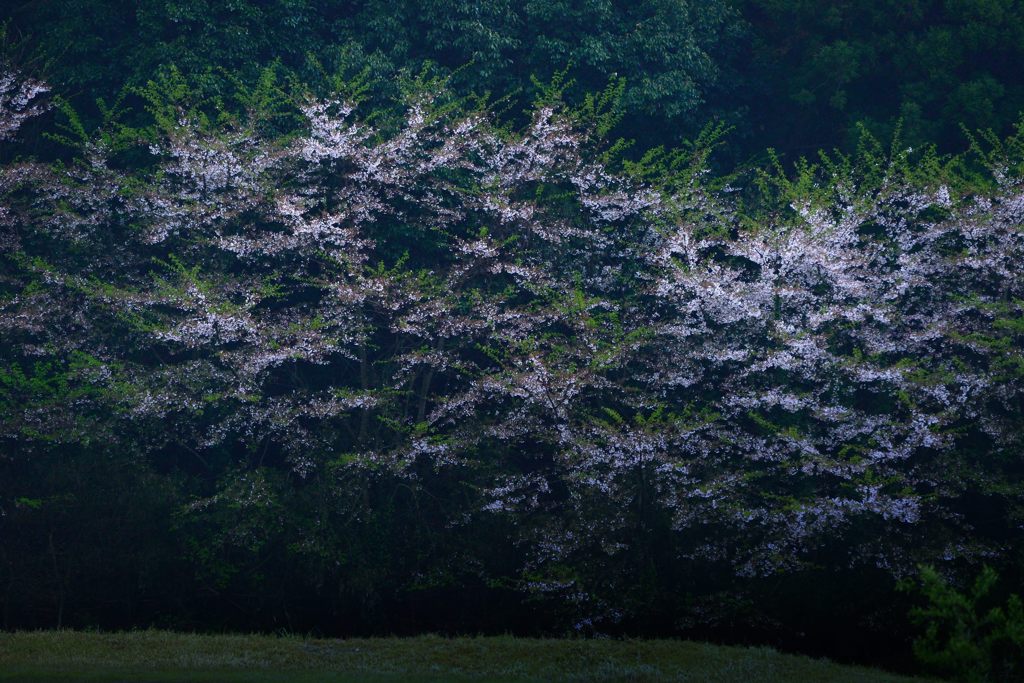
(0, 630, 938, 682)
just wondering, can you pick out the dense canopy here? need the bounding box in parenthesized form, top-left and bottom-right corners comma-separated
(4, 0, 1024, 157)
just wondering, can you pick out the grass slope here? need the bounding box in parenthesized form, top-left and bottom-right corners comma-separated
(0, 631, 936, 682)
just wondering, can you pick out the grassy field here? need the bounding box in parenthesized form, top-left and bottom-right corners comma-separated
(0, 630, 938, 682)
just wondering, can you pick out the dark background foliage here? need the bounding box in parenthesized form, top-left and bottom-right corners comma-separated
(4, 0, 1024, 161)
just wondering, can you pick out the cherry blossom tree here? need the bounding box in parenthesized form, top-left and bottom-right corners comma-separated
(2, 64, 1021, 634)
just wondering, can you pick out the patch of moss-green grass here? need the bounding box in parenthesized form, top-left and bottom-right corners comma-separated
(0, 631, 936, 682)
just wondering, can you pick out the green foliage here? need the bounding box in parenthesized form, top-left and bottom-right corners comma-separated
(738, 0, 1024, 157)
(902, 565, 1024, 682)
(7, 0, 1024, 162)
(1, 0, 744, 152)
(42, 96, 89, 150)
(0, 353, 120, 443)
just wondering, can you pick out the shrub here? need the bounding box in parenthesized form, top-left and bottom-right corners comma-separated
(905, 565, 1024, 682)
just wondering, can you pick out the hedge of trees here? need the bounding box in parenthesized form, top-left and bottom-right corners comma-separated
(1, 57, 1022, 677)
